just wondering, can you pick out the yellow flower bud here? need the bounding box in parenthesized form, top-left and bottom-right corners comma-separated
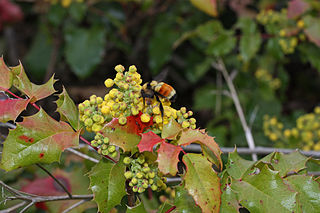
(129, 65, 137, 73)
(297, 20, 304, 29)
(153, 107, 161, 115)
(279, 29, 286, 37)
(269, 133, 278, 141)
(141, 113, 151, 123)
(92, 124, 102, 132)
(104, 78, 114, 88)
(182, 121, 190, 128)
(115, 64, 125, 72)
(119, 117, 127, 125)
(284, 129, 291, 138)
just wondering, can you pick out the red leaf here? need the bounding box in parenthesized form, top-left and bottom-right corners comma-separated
(0, 0, 23, 24)
(287, 0, 309, 19)
(0, 95, 29, 122)
(138, 131, 165, 152)
(156, 142, 182, 176)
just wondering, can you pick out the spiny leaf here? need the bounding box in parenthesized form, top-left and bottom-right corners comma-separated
(174, 184, 202, 213)
(1, 108, 80, 171)
(269, 151, 308, 177)
(161, 119, 181, 140)
(0, 92, 29, 122)
(156, 142, 182, 176)
(178, 128, 222, 169)
(56, 87, 81, 130)
(10, 62, 57, 102)
(220, 171, 240, 213)
(182, 153, 221, 213)
(0, 57, 13, 90)
(231, 164, 299, 213)
(126, 198, 147, 213)
(88, 158, 126, 213)
(101, 113, 152, 152)
(157, 201, 175, 213)
(138, 131, 164, 152)
(226, 149, 255, 180)
(190, 0, 218, 17)
(285, 175, 320, 212)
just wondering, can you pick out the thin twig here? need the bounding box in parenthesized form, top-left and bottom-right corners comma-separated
(213, 59, 257, 161)
(61, 200, 88, 213)
(0, 122, 16, 129)
(19, 201, 34, 213)
(0, 201, 26, 213)
(215, 71, 222, 115)
(36, 164, 72, 198)
(0, 181, 24, 196)
(66, 148, 99, 163)
(7, 194, 93, 202)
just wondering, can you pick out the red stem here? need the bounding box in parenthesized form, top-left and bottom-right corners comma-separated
(165, 206, 176, 213)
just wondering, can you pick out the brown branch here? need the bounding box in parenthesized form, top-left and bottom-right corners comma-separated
(6, 194, 93, 203)
(66, 148, 99, 163)
(0, 201, 26, 213)
(36, 163, 72, 198)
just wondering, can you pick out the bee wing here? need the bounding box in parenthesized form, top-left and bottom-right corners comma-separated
(154, 68, 169, 82)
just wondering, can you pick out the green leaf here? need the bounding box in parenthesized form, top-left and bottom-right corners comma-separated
(88, 158, 126, 213)
(47, 4, 67, 27)
(149, 18, 179, 74)
(239, 32, 261, 62)
(231, 164, 299, 213)
(25, 25, 54, 81)
(161, 119, 181, 140)
(190, 0, 218, 17)
(236, 17, 257, 34)
(206, 34, 236, 57)
(69, 2, 87, 22)
(269, 151, 308, 177)
(157, 201, 174, 213)
(226, 149, 255, 180)
(196, 20, 224, 42)
(0, 57, 13, 90)
(126, 198, 147, 213)
(182, 153, 221, 213)
(65, 26, 106, 79)
(298, 42, 320, 72)
(56, 87, 81, 130)
(1, 108, 80, 171)
(11, 63, 57, 102)
(303, 15, 320, 47)
(220, 171, 240, 213)
(286, 175, 320, 212)
(178, 128, 222, 170)
(174, 184, 202, 213)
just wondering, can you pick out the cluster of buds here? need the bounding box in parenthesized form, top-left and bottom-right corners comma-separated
(256, 9, 307, 55)
(79, 64, 197, 133)
(255, 68, 281, 90)
(91, 133, 117, 158)
(263, 106, 320, 151)
(78, 95, 110, 132)
(123, 154, 167, 193)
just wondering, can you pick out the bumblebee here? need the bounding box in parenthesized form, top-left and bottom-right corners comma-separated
(141, 80, 176, 118)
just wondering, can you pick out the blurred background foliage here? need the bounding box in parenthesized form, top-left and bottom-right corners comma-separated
(1, 0, 320, 150)
(1, 0, 320, 211)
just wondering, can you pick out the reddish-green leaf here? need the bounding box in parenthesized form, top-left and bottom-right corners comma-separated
(156, 142, 182, 176)
(0, 57, 13, 90)
(303, 15, 320, 47)
(10, 62, 57, 102)
(177, 128, 222, 169)
(231, 164, 299, 212)
(220, 171, 240, 213)
(174, 184, 202, 213)
(138, 131, 164, 152)
(1, 108, 80, 171)
(190, 0, 218, 17)
(287, 0, 309, 19)
(56, 87, 81, 130)
(161, 119, 182, 140)
(0, 94, 29, 122)
(88, 158, 126, 213)
(182, 153, 221, 213)
(285, 175, 320, 212)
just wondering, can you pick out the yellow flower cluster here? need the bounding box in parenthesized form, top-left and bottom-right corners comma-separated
(45, 0, 83, 8)
(255, 68, 281, 90)
(256, 9, 307, 55)
(78, 65, 197, 133)
(263, 106, 320, 151)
